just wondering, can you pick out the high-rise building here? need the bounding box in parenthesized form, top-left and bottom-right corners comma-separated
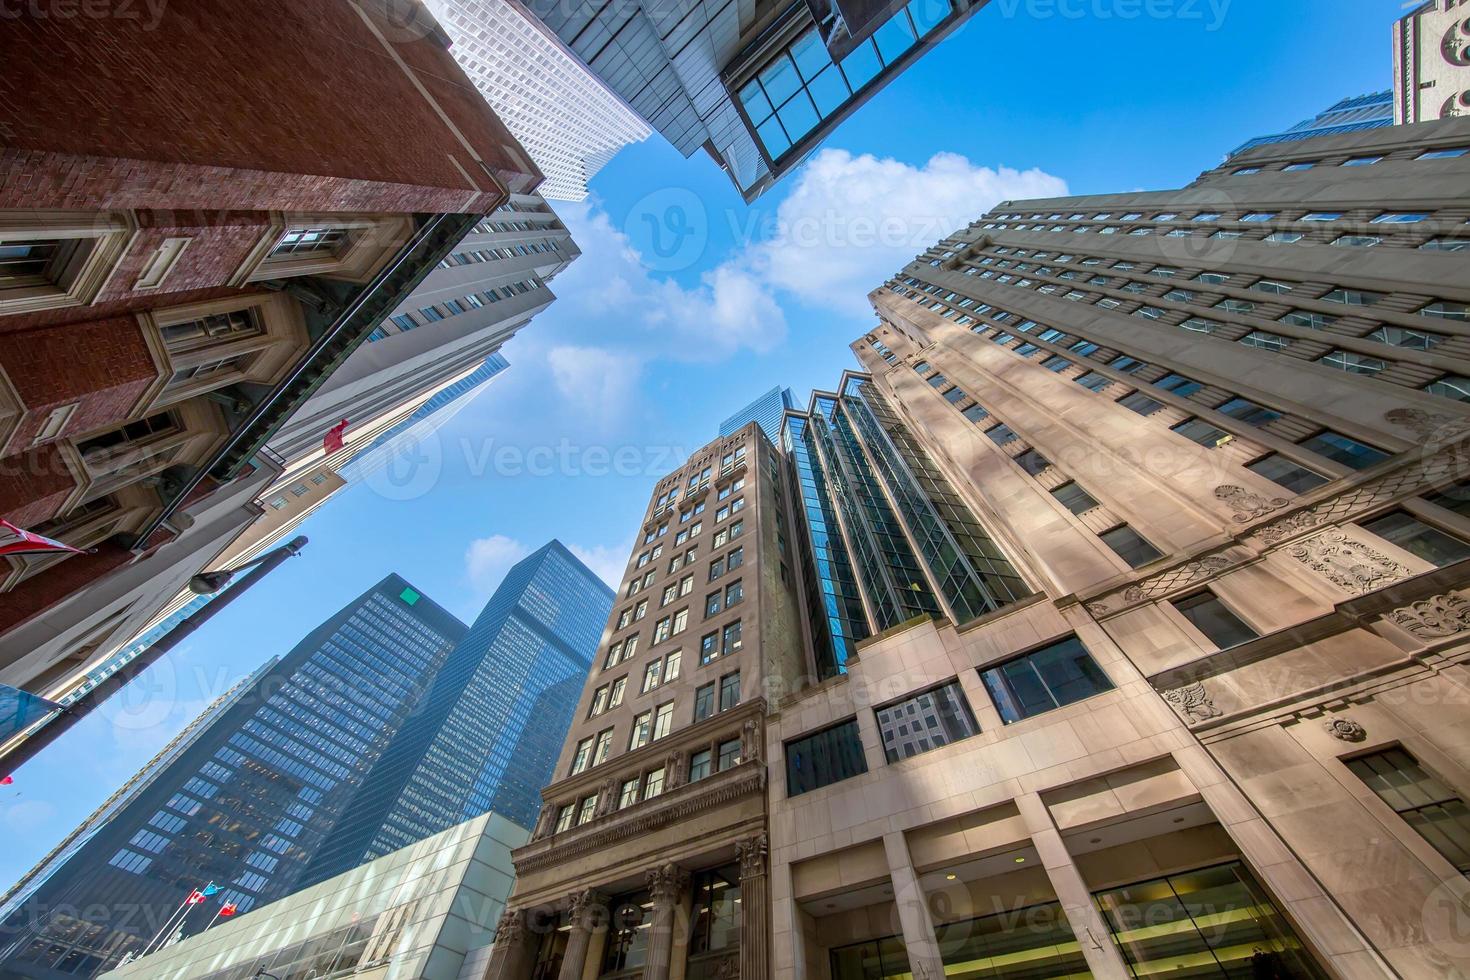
(301, 541, 613, 883)
(485, 118, 1470, 980)
(1230, 91, 1393, 156)
(719, 386, 795, 443)
(1393, 0, 1470, 123)
(521, 0, 989, 200)
(0, 576, 467, 979)
(425, 0, 652, 201)
(0, 0, 543, 721)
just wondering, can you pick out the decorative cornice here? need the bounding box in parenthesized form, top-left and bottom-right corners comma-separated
(1214, 484, 1289, 523)
(514, 762, 766, 874)
(1087, 552, 1238, 617)
(646, 863, 691, 901)
(493, 908, 526, 948)
(1388, 592, 1470, 639)
(1285, 530, 1412, 596)
(1162, 681, 1222, 723)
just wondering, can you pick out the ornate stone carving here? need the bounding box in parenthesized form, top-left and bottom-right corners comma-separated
(1214, 484, 1289, 523)
(1162, 681, 1222, 723)
(1085, 601, 1109, 617)
(736, 833, 769, 879)
(1384, 407, 1470, 444)
(567, 888, 603, 929)
(646, 863, 690, 900)
(1389, 592, 1470, 638)
(494, 909, 526, 948)
(663, 749, 688, 789)
(709, 954, 740, 980)
(1286, 530, 1411, 596)
(595, 777, 619, 817)
(741, 718, 763, 763)
(532, 804, 556, 840)
(1325, 718, 1367, 742)
(1256, 509, 1328, 545)
(1121, 556, 1232, 603)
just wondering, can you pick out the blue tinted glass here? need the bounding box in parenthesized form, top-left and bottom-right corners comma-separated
(873, 15, 918, 63)
(840, 41, 882, 88)
(776, 91, 821, 142)
(758, 54, 802, 105)
(790, 28, 831, 81)
(807, 64, 850, 117)
(907, 0, 950, 34)
(738, 81, 772, 121)
(756, 116, 791, 156)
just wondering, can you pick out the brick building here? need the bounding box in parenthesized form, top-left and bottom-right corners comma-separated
(0, 0, 541, 704)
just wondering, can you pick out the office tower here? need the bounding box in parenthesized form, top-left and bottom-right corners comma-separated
(101, 812, 527, 980)
(521, 0, 988, 201)
(1230, 91, 1393, 155)
(719, 386, 795, 443)
(0, 576, 467, 979)
(425, 0, 652, 201)
(489, 118, 1470, 980)
(0, 0, 542, 721)
(1393, 0, 1470, 123)
(302, 541, 613, 883)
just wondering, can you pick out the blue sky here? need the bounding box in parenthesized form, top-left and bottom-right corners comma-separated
(0, 0, 1399, 886)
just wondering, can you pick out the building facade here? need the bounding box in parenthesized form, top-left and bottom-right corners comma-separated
(521, 0, 989, 200)
(0, 576, 468, 979)
(98, 812, 527, 980)
(1230, 91, 1393, 156)
(719, 387, 795, 443)
(489, 117, 1470, 980)
(0, 0, 543, 717)
(1393, 0, 1470, 124)
(302, 540, 614, 883)
(426, 0, 652, 201)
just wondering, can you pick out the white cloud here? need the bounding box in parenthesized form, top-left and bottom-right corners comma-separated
(748, 149, 1069, 313)
(0, 799, 56, 834)
(567, 540, 632, 588)
(464, 534, 530, 591)
(546, 345, 643, 425)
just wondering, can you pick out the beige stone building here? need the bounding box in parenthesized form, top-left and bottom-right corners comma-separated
(491, 118, 1470, 980)
(1394, 0, 1470, 123)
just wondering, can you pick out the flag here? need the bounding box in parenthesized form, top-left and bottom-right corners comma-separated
(218, 903, 237, 917)
(201, 882, 220, 897)
(186, 890, 205, 905)
(0, 520, 85, 559)
(323, 419, 349, 455)
(0, 775, 12, 786)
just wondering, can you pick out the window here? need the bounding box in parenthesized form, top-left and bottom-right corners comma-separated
(727, 546, 744, 570)
(642, 659, 662, 694)
(609, 677, 627, 707)
(785, 719, 868, 796)
(594, 729, 613, 766)
(555, 805, 577, 833)
(723, 620, 743, 655)
(985, 423, 1018, 445)
(1154, 373, 1203, 397)
(1348, 748, 1470, 872)
(1421, 301, 1469, 322)
(700, 631, 718, 665)
(717, 738, 743, 772)
(1171, 418, 1231, 448)
(618, 778, 641, 810)
(1344, 155, 1382, 166)
(1319, 349, 1386, 377)
(1320, 288, 1382, 307)
(874, 680, 979, 762)
(1101, 525, 1163, 567)
(1298, 430, 1389, 470)
(719, 670, 741, 711)
(663, 650, 682, 682)
(652, 702, 674, 740)
(1051, 481, 1099, 515)
(709, 556, 725, 581)
(1427, 376, 1470, 403)
(980, 636, 1114, 724)
(1361, 512, 1470, 567)
(1118, 391, 1164, 416)
(1172, 592, 1258, 648)
(962, 403, 989, 423)
(578, 795, 598, 825)
(1280, 309, 1335, 330)
(571, 736, 594, 775)
(1241, 330, 1292, 352)
(644, 767, 666, 799)
(724, 580, 744, 607)
(1011, 449, 1049, 476)
(1075, 371, 1110, 391)
(1216, 397, 1281, 427)
(689, 749, 712, 783)
(629, 710, 653, 750)
(1247, 454, 1327, 493)
(0, 218, 134, 315)
(589, 685, 610, 718)
(694, 681, 716, 722)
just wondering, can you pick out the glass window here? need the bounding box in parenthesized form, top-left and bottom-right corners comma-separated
(1298, 430, 1389, 470)
(1155, 373, 1203, 396)
(719, 670, 741, 711)
(1014, 449, 1050, 475)
(1247, 454, 1327, 494)
(874, 680, 980, 762)
(1216, 397, 1281, 427)
(717, 737, 743, 771)
(644, 767, 665, 799)
(985, 423, 1018, 445)
(689, 749, 712, 782)
(1051, 481, 1099, 515)
(936, 902, 1089, 980)
(1101, 525, 1163, 567)
(652, 701, 674, 740)
(694, 681, 715, 722)
(1360, 511, 1470, 567)
(1172, 418, 1232, 448)
(1348, 748, 1470, 873)
(785, 718, 868, 796)
(1172, 591, 1258, 648)
(1118, 391, 1164, 416)
(830, 936, 910, 980)
(1318, 349, 1386, 377)
(690, 866, 743, 955)
(980, 635, 1114, 724)
(961, 403, 989, 423)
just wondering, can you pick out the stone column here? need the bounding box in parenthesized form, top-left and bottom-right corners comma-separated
(737, 833, 771, 980)
(881, 832, 945, 980)
(485, 908, 536, 980)
(557, 888, 604, 980)
(644, 863, 690, 980)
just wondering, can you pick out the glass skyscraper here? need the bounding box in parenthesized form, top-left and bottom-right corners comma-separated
(0, 576, 467, 980)
(1229, 90, 1392, 156)
(301, 540, 613, 883)
(718, 386, 794, 443)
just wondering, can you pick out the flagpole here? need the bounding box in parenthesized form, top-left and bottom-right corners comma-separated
(203, 905, 226, 932)
(142, 896, 192, 955)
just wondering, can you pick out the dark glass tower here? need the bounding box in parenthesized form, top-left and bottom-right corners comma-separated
(0, 576, 466, 980)
(301, 540, 612, 883)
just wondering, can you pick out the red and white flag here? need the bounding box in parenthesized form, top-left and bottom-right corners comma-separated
(186, 890, 205, 905)
(218, 903, 237, 917)
(322, 419, 349, 455)
(0, 520, 85, 559)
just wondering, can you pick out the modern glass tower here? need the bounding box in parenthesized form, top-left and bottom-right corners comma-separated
(300, 541, 613, 884)
(718, 386, 794, 443)
(1229, 91, 1392, 156)
(0, 576, 467, 980)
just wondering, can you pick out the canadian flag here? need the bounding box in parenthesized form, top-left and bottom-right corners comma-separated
(185, 890, 205, 905)
(323, 419, 349, 455)
(0, 520, 85, 559)
(218, 903, 237, 917)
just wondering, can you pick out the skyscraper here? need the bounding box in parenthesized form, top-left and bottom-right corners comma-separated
(1393, 0, 1470, 124)
(520, 0, 989, 200)
(718, 386, 795, 443)
(0, 576, 467, 979)
(485, 117, 1470, 980)
(425, 0, 652, 201)
(302, 541, 613, 883)
(1229, 90, 1393, 156)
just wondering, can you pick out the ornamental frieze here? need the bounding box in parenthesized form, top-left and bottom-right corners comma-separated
(1285, 530, 1411, 596)
(1162, 681, 1222, 723)
(1388, 592, 1470, 639)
